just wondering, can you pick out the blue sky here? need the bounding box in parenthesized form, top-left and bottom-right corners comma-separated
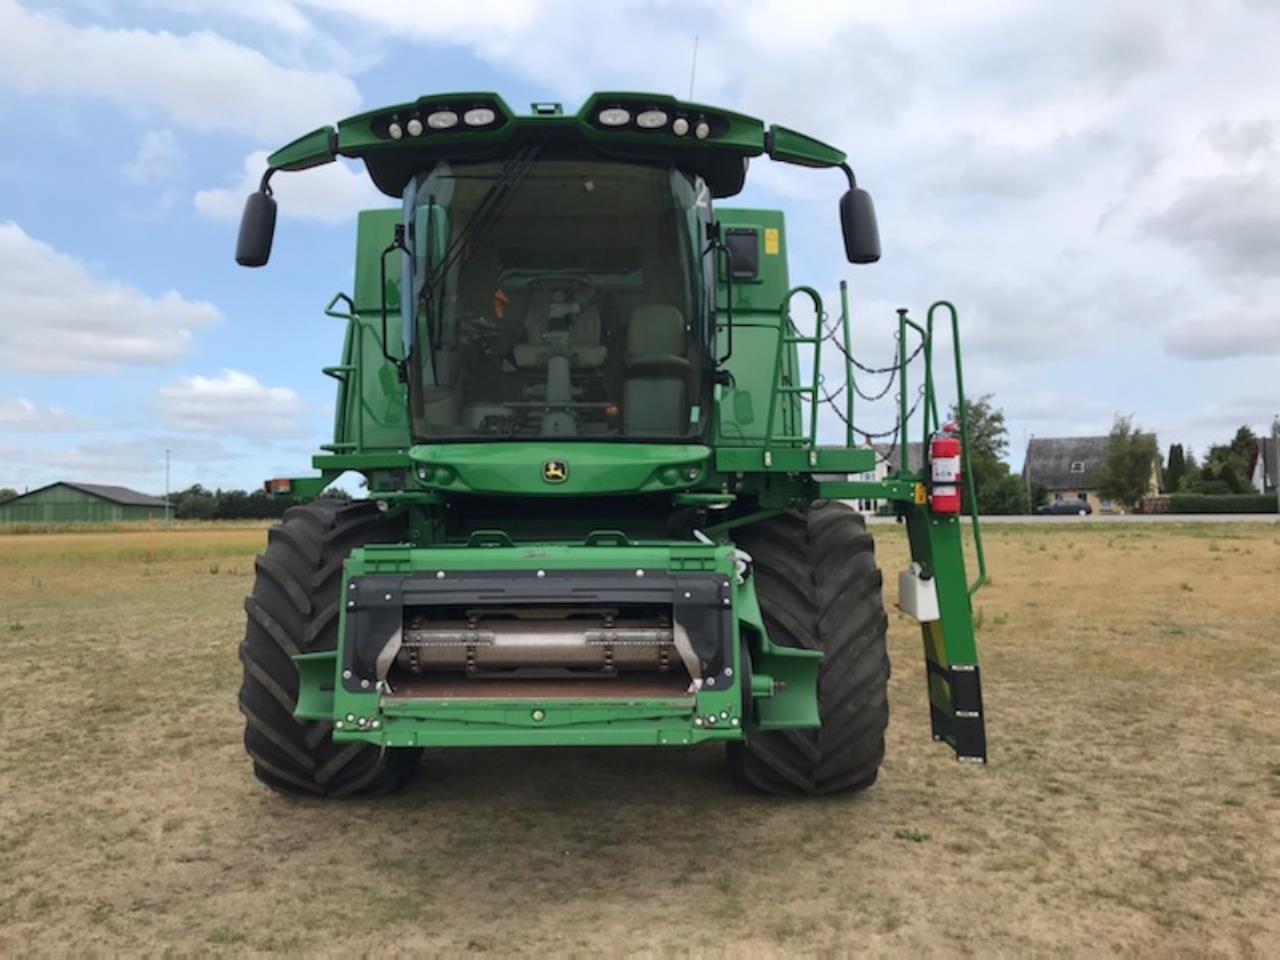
(1, 0, 1277, 495)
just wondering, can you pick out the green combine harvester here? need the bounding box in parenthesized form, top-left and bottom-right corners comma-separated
(234, 92, 988, 796)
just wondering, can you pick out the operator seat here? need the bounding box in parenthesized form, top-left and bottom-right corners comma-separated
(512, 286, 608, 369)
(623, 305, 692, 436)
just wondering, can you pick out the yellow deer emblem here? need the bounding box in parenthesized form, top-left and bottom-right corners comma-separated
(542, 460, 568, 483)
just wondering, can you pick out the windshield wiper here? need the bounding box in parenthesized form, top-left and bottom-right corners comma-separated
(419, 144, 543, 354)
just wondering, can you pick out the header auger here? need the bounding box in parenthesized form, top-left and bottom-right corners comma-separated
(234, 92, 986, 797)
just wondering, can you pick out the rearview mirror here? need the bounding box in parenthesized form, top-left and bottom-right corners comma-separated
(839, 188, 881, 264)
(235, 190, 277, 267)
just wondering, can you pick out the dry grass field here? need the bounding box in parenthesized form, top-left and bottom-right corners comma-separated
(1, 519, 1278, 957)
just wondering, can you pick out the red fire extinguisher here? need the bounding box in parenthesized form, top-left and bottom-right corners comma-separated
(929, 423, 962, 515)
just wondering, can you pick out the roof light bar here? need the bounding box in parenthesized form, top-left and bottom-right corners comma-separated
(464, 107, 497, 126)
(636, 109, 668, 129)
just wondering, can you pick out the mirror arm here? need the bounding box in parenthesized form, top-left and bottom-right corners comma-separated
(379, 224, 409, 379)
(838, 162, 857, 190)
(704, 221, 734, 366)
(258, 168, 277, 194)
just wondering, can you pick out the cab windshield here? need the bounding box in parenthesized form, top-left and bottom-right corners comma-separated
(402, 157, 711, 441)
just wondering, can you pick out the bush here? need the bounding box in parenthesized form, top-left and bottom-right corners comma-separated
(1165, 494, 1277, 514)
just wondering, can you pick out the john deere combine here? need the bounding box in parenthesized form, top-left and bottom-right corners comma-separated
(234, 92, 987, 796)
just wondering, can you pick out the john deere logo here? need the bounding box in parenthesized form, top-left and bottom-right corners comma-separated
(542, 460, 568, 483)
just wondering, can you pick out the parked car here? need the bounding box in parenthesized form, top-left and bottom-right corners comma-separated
(1035, 499, 1093, 516)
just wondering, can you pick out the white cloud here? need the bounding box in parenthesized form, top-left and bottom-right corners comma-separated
(122, 129, 184, 184)
(1143, 173, 1280, 279)
(1162, 308, 1280, 361)
(1183, 388, 1279, 436)
(1203, 119, 1275, 162)
(0, 397, 94, 432)
(0, 0, 359, 139)
(141, 0, 314, 36)
(0, 435, 240, 491)
(0, 221, 218, 373)
(158, 370, 307, 439)
(194, 149, 382, 222)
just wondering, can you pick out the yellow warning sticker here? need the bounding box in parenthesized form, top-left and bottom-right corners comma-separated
(764, 227, 779, 255)
(914, 483, 927, 504)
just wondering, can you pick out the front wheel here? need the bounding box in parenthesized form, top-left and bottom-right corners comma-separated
(727, 502, 890, 795)
(238, 499, 422, 796)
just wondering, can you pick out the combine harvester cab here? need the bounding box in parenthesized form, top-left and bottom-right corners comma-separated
(234, 93, 987, 797)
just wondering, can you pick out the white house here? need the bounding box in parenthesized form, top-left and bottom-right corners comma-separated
(1249, 437, 1277, 494)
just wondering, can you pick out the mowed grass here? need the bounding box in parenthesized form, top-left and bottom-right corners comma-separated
(1, 520, 1278, 957)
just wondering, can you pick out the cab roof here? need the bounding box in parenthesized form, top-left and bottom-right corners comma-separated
(266, 91, 847, 200)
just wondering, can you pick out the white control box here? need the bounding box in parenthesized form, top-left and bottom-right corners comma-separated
(898, 563, 941, 622)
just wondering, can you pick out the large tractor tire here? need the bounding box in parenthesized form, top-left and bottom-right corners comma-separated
(239, 499, 421, 796)
(727, 501, 890, 795)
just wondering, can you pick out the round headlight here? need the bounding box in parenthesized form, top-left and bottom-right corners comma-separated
(694, 120, 710, 140)
(426, 110, 458, 130)
(636, 110, 668, 129)
(387, 121, 403, 140)
(598, 107, 630, 127)
(672, 117, 689, 137)
(463, 107, 497, 126)
(406, 117, 424, 137)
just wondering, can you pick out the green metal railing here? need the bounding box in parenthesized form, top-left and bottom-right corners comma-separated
(926, 301, 986, 594)
(764, 288, 987, 594)
(321, 291, 362, 453)
(764, 286, 826, 447)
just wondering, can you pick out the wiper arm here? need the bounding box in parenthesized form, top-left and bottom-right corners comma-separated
(417, 148, 542, 371)
(419, 144, 540, 308)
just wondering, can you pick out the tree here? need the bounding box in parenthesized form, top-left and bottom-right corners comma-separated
(1195, 426, 1255, 494)
(1030, 481, 1049, 509)
(939, 394, 1037, 514)
(983, 473, 1030, 515)
(1098, 415, 1159, 509)
(947, 394, 1016, 513)
(1179, 448, 1201, 493)
(1166, 443, 1185, 492)
(0, 487, 17, 503)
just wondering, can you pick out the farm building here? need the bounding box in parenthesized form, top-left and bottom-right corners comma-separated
(0, 482, 168, 524)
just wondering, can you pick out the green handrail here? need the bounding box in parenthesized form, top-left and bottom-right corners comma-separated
(838, 281, 854, 447)
(767, 286, 827, 447)
(321, 291, 365, 453)
(325, 291, 356, 319)
(927, 300, 987, 595)
(895, 310, 930, 475)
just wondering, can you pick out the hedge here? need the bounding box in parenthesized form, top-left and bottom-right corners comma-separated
(1165, 494, 1278, 514)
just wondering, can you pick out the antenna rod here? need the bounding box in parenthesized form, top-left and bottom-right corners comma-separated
(688, 35, 699, 99)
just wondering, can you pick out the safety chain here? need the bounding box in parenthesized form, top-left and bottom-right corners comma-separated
(819, 382, 926, 450)
(781, 307, 929, 468)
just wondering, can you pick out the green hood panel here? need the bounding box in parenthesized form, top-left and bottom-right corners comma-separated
(408, 442, 712, 496)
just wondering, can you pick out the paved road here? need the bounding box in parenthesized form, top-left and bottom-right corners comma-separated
(853, 508, 1277, 525)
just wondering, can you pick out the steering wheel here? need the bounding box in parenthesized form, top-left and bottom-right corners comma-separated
(527, 274, 592, 297)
